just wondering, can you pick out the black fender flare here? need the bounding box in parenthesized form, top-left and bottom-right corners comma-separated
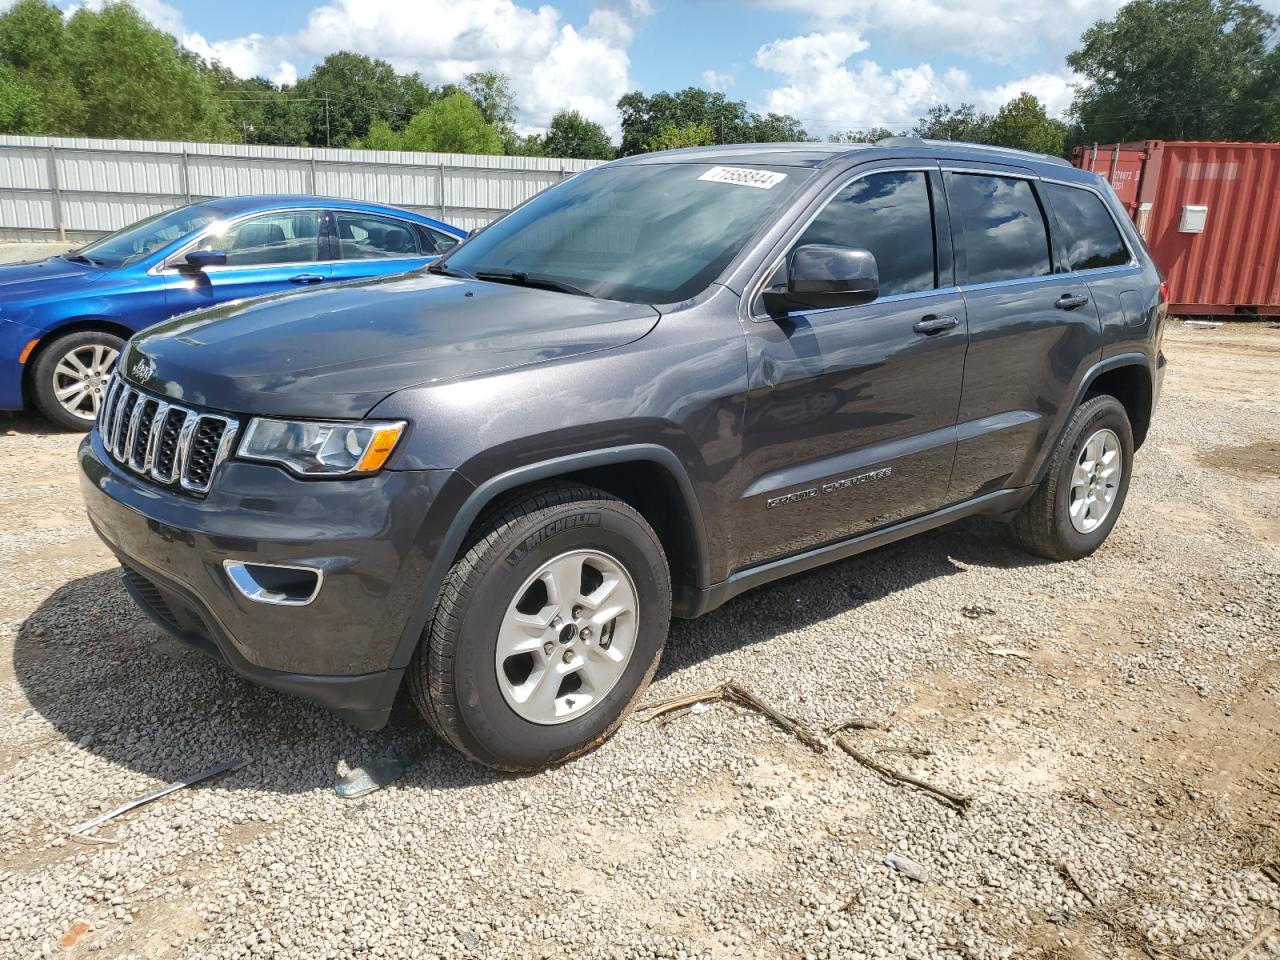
(388, 443, 710, 670)
(1031, 351, 1154, 485)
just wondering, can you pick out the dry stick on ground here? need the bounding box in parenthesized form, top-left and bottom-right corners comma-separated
(829, 728, 972, 813)
(1228, 921, 1279, 960)
(639, 680, 827, 752)
(1057, 862, 1100, 908)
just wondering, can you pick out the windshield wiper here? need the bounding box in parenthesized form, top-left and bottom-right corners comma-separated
(427, 262, 474, 279)
(474, 270, 593, 298)
(63, 253, 105, 266)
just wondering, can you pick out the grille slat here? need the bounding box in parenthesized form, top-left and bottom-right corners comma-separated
(95, 375, 238, 497)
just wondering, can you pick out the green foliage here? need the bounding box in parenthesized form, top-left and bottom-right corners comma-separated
(292, 52, 437, 147)
(617, 87, 806, 155)
(988, 93, 1069, 155)
(357, 93, 504, 154)
(912, 103, 994, 142)
(0, 63, 44, 133)
(647, 121, 714, 151)
(1068, 0, 1278, 142)
(0, 0, 84, 132)
(210, 68, 309, 145)
(532, 110, 615, 159)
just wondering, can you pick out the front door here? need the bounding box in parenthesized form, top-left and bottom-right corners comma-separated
(734, 167, 968, 570)
(162, 209, 332, 313)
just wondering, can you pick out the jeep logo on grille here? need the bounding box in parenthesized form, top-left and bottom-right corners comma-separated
(130, 357, 155, 383)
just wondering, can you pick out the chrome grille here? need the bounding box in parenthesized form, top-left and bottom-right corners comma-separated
(96, 376, 239, 495)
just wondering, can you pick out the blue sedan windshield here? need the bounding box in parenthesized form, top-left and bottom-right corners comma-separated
(441, 162, 808, 303)
(76, 203, 229, 268)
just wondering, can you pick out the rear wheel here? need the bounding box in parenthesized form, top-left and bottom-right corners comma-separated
(409, 483, 671, 771)
(1013, 394, 1134, 560)
(30, 330, 123, 431)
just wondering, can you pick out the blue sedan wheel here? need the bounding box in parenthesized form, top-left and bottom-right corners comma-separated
(32, 331, 123, 430)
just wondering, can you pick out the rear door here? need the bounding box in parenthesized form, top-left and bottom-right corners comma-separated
(327, 210, 438, 283)
(162, 209, 332, 312)
(943, 165, 1103, 502)
(734, 164, 969, 569)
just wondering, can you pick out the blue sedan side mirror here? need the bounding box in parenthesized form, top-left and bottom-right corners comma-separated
(184, 249, 227, 270)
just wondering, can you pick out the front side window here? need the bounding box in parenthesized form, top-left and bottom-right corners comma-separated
(195, 211, 322, 266)
(77, 203, 226, 268)
(335, 212, 422, 260)
(794, 171, 937, 297)
(1042, 182, 1130, 271)
(947, 174, 1052, 284)
(439, 162, 808, 303)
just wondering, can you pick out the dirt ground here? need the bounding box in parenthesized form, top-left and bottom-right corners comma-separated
(0, 320, 1277, 960)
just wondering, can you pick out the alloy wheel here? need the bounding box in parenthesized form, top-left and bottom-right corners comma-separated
(52, 343, 119, 421)
(494, 549, 639, 725)
(1069, 427, 1122, 534)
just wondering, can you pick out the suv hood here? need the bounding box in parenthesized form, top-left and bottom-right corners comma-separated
(122, 272, 661, 418)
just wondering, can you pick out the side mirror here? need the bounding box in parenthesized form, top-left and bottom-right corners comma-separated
(762, 244, 880, 316)
(183, 249, 227, 271)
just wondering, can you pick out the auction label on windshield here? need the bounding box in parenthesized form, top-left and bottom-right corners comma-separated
(698, 166, 787, 189)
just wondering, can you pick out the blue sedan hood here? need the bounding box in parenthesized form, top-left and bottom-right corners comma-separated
(0, 256, 105, 300)
(122, 271, 660, 419)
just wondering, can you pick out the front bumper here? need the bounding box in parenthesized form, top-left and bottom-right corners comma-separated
(0, 317, 41, 410)
(79, 430, 456, 729)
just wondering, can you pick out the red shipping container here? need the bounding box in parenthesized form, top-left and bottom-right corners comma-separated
(1072, 140, 1280, 316)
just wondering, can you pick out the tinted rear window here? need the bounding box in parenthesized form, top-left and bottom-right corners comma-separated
(1043, 182, 1130, 271)
(947, 173, 1052, 284)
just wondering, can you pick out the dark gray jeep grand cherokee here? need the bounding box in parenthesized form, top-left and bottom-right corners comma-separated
(80, 140, 1165, 770)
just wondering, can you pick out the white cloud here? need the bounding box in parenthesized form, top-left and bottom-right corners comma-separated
(754, 30, 1077, 132)
(182, 33, 299, 87)
(290, 0, 646, 134)
(700, 69, 734, 92)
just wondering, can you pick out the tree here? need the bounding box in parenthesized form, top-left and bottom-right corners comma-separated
(0, 63, 44, 133)
(617, 87, 806, 155)
(988, 93, 1069, 155)
(461, 71, 517, 144)
(647, 121, 714, 151)
(365, 92, 504, 154)
(828, 127, 899, 143)
(0, 0, 84, 133)
(62, 3, 233, 141)
(209, 68, 309, 145)
(912, 103, 993, 142)
(294, 52, 437, 147)
(536, 110, 615, 159)
(1068, 0, 1278, 142)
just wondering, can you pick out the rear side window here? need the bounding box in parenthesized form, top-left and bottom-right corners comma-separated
(334, 212, 422, 260)
(423, 227, 460, 254)
(947, 174, 1052, 284)
(1042, 182, 1130, 271)
(796, 171, 936, 296)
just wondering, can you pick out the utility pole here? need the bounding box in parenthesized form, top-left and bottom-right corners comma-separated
(325, 97, 331, 147)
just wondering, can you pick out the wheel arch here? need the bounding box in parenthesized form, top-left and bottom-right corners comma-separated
(388, 444, 710, 671)
(1083, 361, 1154, 449)
(21, 317, 131, 407)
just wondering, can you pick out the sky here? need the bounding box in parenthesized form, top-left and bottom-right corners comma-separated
(44, 0, 1276, 139)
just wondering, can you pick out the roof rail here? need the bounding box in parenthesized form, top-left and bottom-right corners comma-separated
(873, 136, 1073, 168)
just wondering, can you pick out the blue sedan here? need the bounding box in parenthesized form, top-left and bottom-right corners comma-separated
(0, 195, 465, 429)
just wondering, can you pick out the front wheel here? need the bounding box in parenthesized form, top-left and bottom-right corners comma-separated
(30, 330, 123, 430)
(1013, 394, 1134, 561)
(408, 483, 671, 771)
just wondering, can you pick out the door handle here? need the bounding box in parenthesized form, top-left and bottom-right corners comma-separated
(1056, 293, 1090, 310)
(290, 274, 325, 285)
(913, 314, 959, 335)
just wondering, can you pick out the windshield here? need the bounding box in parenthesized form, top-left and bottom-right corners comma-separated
(441, 162, 808, 303)
(76, 203, 227, 268)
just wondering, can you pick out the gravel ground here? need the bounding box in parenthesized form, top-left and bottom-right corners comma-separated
(0, 243, 71, 265)
(1, 320, 1278, 960)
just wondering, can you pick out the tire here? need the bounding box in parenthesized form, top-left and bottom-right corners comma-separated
(1013, 394, 1134, 561)
(30, 330, 123, 431)
(409, 482, 671, 771)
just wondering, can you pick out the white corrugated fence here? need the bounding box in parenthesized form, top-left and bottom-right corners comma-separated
(0, 135, 605, 241)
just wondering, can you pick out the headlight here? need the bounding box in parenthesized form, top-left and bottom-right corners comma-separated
(238, 418, 406, 476)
